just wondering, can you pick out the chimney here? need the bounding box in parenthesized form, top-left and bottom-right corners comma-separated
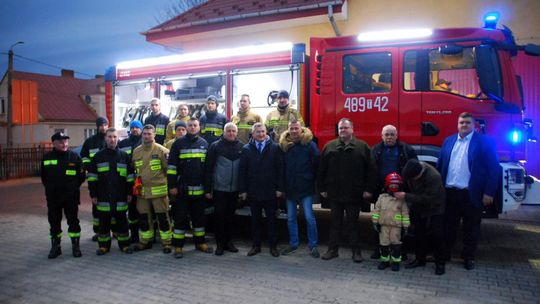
(61, 69, 74, 78)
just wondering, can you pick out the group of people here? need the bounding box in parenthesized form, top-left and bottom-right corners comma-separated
(41, 91, 500, 277)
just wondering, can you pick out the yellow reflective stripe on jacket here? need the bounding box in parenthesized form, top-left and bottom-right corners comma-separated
(89, 148, 99, 158)
(236, 123, 252, 130)
(65, 169, 77, 176)
(402, 216, 410, 225)
(179, 148, 206, 160)
(97, 162, 110, 172)
(117, 163, 127, 177)
(116, 202, 128, 212)
(43, 159, 58, 166)
(371, 213, 380, 219)
(149, 159, 162, 171)
(187, 186, 204, 196)
(120, 146, 132, 155)
(126, 174, 135, 182)
(134, 160, 143, 168)
(202, 127, 223, 136)
(87, 173, 98, 181)
(167, 165, 177, 175)
(394, 214, 403, 222)
(156, 124, 166, 136)
(82, 157, 91, 164)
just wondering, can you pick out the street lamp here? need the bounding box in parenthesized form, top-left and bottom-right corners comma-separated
(7, 41, 24, 147)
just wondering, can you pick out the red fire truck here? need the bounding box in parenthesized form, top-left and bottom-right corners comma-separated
(105, 21, 540, 215)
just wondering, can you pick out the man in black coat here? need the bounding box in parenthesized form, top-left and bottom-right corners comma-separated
(318, 118, 377, 263)
(41, 132, 85, 258)
(239, 122, 284, 257)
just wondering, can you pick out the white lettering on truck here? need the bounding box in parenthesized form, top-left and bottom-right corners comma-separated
(344, 96, 389, 112)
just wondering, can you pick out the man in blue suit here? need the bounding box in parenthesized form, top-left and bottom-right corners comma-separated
(437, 112, 500, 270)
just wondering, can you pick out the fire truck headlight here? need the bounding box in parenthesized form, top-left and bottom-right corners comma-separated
(483, 12, 499, 29)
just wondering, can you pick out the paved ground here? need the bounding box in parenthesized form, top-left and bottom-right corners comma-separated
(0, 177, 539, 304)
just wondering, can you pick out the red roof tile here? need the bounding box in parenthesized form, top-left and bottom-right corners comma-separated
(146, 0, 344, 37)
(13, 71, 101, 122)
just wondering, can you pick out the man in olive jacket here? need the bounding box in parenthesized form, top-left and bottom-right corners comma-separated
(318, 118, 376, 262)
(394, 159, 446, 275)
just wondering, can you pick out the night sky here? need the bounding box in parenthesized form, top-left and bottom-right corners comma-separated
(0, 0, 177, 79)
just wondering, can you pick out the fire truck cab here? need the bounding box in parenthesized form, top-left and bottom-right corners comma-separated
(309, 26, 539, 214)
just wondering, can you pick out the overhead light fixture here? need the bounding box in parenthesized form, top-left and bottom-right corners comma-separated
(357, 28, 433, 42)
(117, 42, 293, 70)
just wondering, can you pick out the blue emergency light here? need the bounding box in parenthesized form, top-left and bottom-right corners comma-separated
(510, 130, 522, 144)
(483, 12, 499, 29)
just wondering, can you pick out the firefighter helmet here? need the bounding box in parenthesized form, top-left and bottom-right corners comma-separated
(384, 172, 403, 193)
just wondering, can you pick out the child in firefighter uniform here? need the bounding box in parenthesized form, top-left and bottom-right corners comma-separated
(41, 132, 85, 259)
(88, 128, 135, 255)
(372, 172, 410, 271)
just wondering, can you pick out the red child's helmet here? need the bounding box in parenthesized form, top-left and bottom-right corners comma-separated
(384, 172, 403, 193)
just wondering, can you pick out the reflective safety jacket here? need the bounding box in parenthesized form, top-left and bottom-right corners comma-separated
(118, 134, 142, 159)
(87, 147, 134, 211)
(166, 116, 190, 142)
(41, 148, 85, 203)
(265, 105, 304, 141)
(144, 113, 170, 145)
(132, 142, 169, 199)
(80, 132, 106, 170)
(168, 133, 208, 197)
(231, 108, 262, 144)
(372, 193, 410, 228)
(200, 111, 228, 145)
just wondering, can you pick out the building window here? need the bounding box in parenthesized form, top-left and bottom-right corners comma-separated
(0, 97, 5, 114)
(84, 128, 96, 139)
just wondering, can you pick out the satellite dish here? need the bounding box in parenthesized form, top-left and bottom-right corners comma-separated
(85, 95, 92, 104)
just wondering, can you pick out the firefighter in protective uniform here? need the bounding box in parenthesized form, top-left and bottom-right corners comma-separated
(372, 172, 410, 271)
(131, 124, 173, 253)
(118, 119, 143, 243)
(41, 132, 85, 259)
(265, 90, 304, 141)
(88, 128, 135, 255)
(168, 117, 213, 258)
(80, 116, 109, 240)
(200, 95, 228, 145)
(231, 94, 262, 144)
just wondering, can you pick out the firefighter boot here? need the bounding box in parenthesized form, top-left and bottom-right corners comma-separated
(130, 227, 139, 244)
(48, 237, 62, 259)
(378, 246, 390, 270)
(174, 247, 183, 259)
(391, 244, 402, 272)
(196, 243, 213, 254)
(132, 242, 152, 252)
(71, 237, 82, 258)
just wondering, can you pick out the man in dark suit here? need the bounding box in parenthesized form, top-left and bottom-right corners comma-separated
(437, 112, 501, 270)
